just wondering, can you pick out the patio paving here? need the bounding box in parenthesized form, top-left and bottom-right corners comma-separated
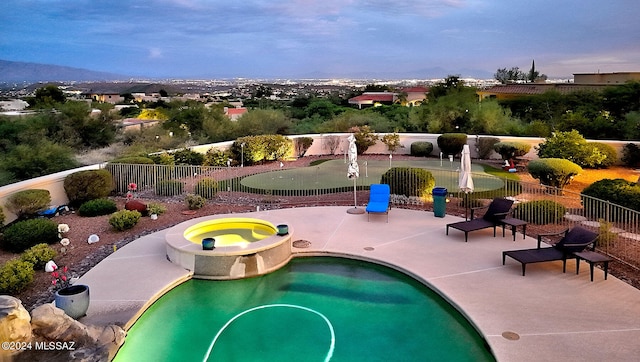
(77, 206, 640, 362)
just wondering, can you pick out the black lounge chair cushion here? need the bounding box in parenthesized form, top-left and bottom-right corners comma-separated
(556, 227, 599, 252)
(482, 198, 513, 222)
(446, 198, 514, 242)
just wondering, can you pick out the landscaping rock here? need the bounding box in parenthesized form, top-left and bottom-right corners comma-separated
(124, 200, 147, 215)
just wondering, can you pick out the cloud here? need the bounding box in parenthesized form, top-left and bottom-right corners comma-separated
(148, 48, 163, 59)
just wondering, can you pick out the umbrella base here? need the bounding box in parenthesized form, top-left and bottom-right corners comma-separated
(347, 207, 365, 214)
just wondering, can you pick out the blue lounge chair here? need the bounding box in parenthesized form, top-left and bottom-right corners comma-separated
(366, 184, 391, 222)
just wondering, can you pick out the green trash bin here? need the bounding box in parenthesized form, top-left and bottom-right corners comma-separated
(432, 187, 447, 218)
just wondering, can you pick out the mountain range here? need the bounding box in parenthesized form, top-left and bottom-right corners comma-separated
(0, 60, 127, 83)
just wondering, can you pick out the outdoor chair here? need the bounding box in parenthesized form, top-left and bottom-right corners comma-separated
(502, 226, 599, 276)
(366, 184, 391, 222)
(446, 197, 514, 242)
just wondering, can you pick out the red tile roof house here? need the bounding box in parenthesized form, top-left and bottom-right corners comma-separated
(348, 87, 429, 109)
(224, 107, 248, 121)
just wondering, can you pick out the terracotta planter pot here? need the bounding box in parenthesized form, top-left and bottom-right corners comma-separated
(54, 284, 90, 319)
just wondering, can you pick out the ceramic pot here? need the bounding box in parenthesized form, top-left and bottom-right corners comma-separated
(276, 224, 289, 236)
(54, 285, 90, 319)
(202, 237, 215, 250)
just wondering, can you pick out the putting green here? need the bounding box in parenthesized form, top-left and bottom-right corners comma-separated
(240, 159, 504, 192)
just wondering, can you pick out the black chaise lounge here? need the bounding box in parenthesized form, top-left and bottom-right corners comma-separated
(446, 198, 514, 242)
(502, 226, 599, 276)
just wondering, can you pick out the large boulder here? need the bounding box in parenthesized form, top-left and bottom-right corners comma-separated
(0, 296, 32, 358)
(124, 199, 147, 215)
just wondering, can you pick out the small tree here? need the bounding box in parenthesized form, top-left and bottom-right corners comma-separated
(536, 130, 606, 168)
(294, 137, 314, 157)
(437, 133, 467, 157)
(350, 125, 379, 155)
(381, 132, 402, 154)
(493, 141, 531, 160)
(527, 158, 582, 190)
(323, 135, 341, 155)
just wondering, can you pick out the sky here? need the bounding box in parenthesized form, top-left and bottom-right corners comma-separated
(1, 0, 640, 79)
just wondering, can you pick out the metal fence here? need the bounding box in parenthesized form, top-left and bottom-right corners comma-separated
(105, 163, 640, 271)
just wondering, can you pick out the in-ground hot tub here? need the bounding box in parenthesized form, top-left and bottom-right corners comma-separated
(165, 216, 293, 280)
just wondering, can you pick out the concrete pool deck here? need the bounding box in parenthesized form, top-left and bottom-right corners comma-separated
(76, 206, 640, 361)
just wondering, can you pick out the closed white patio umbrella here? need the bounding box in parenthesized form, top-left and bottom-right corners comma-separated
(347, 134, 364, 214)
(459, 144, 474, 219)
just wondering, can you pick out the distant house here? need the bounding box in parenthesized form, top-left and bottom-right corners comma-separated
(348, 92, 396, 109)
(478, 72, 640, 101)
(89, 92, 124, 104)
(348, 87, 429, 109)
(402, 86, 429, 106)
(224, 107, 247, 121)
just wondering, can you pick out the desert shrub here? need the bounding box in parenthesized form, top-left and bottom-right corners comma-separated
(108, 210, 141, 231)
(381, 167, 435, 198)
(232, 135, 294, 165)
(381, 132, 402, 153)
(587, 143, 617, 168)
(172, 148, 205, 165)
(109, 156, 155, 164)
(536, 130, 608, 168)
(513, 200, 566, 224)
(20, 243, 57, 270)
(185, 194, 206, 210)
(155, 179, 184, 196)
(582, 179, 640, 214)
(351, 125, 379, 154)
(437, 133, 468, 156)
(203, 148, 231, 167)
(64, 169, 114, 206)
(476, 137, 500, 159)
(410, 142, 433, 157)
(0, 259, 35, 294)
(527, 158, 582, 189)
(622, 143, 640, 168)
(493, 141, 531, 160)
(1, 218, 58, 252)
(194, 178, 218, 199)
(78, 198, 118, 217)
(149, 152, 175, 165)
(147, 202, 167, 215)
(6, 189, 51, 219)
(0, 207, 5, 227)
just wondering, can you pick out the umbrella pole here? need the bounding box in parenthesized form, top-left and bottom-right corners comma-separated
(347, 177, 365, 214)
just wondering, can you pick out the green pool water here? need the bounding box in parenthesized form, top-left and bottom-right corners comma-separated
(114, 257, 495, 362)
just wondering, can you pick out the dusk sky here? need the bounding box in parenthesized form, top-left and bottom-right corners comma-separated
(2, 0, 639, 79)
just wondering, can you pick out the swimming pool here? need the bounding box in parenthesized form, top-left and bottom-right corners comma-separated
(114, 257, 495, 361)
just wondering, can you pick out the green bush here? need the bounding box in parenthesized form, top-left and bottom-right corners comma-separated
(527, 158, 582, 189)
(232, 135, 294, 165)
(0, 259, 35, 294)
(513, 200, 566, 224)
(149, 152, 175, 165)
(185, 194, 206, 210)
(0, 207, 5, 227)
(203, 148, 231, 167)
(582, 179, 640, 214)
(622, 143, 640, 168)
(109, 156, 155, 164)
(381, 167, 435, 198)
(108, 210, 141, 231)
(78, 198, 118, 217)
(6, 189, 51, 219)
(172, 148, 205, 165)
(295, 137, 314, 157)
(476, 137, 500, 159)
(410, 142, 433, 157)
(20, 243, 57, 270)
(493, 141, 531, 160)
(1, 218, 59, 253)
(147, 202, 167, 215)
(536, 130, 608, 168)
(588, 142, 617, 168)
(64, 169, 114, 206)
(155, 179, 184, 196)
(194, 178, 218, 199)
(351, 125, 379, 155)
(437, 133, 468, 156)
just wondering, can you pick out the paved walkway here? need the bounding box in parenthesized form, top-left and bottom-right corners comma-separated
(77, 207, 640, 361)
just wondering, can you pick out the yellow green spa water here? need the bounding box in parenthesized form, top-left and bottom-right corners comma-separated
(115, 257, 495, 362)
(183, 218, 276, 246)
